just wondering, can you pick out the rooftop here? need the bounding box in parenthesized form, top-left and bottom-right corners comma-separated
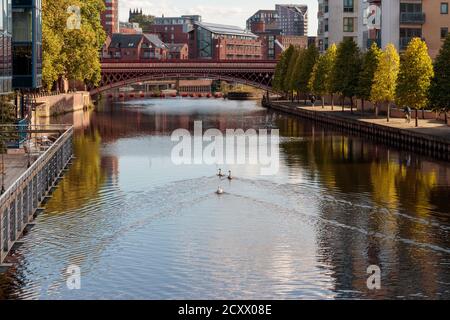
(193, 21, 258, 38)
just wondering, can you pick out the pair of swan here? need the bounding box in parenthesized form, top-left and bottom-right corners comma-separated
(216, 169, 233, 194)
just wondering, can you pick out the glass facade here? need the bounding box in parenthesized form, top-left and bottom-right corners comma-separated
(0, 0, 12, 94)
(197, 27, 212, 58)
(12, 0, 42, 89)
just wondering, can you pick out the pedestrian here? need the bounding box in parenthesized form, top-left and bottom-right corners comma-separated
(404, 106, 411, 123)
(310, 94, 316, 106)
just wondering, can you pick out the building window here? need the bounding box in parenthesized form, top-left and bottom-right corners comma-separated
(343, 0, 354, 13)
(441, 27, 449, 38)
(343, 17, 354, 32)
(441, 3, 449, 14)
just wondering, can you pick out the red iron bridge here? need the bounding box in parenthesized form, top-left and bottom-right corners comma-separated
(91, 60, 278, 95)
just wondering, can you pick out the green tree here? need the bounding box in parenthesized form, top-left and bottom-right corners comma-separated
(396, 38, 434, 127)
(42, 0, 106, 91)
(332, 38, 362, 112)
(285, 48, 301, 101)
(357, 43, 382, 113)
(295, 45, 319, 104)
(273, 45, 295, 96)
(371, 44, 400, 120)
(309, 44, 337, 108)
(129, 13, 155, 32)
(429, 35, 450, 125)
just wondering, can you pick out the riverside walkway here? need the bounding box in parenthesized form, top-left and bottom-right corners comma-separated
(267, 101, 450, 159)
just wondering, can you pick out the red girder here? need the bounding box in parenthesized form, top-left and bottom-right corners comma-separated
(92, 60, 277, 94)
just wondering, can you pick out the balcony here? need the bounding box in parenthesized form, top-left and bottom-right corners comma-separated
(400, 12, 425, 24)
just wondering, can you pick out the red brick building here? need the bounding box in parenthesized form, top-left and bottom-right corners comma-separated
(105, 34, 168, 61)
(188, 22, 262, 60)
(167, 43, 189, 60)
(101, 0, 119, 36)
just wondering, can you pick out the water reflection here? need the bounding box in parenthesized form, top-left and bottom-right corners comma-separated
(0, 98, 449, 299)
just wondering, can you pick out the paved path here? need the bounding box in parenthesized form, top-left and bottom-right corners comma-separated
(1, 154, 31, 191)
(277, 102, 450, 143)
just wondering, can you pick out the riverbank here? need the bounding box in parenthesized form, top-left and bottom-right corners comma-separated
(265, 101, 450, 161)
(34, 92, 92, 118)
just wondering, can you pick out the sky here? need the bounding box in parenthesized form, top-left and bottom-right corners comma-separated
(119, 0, 318, 36)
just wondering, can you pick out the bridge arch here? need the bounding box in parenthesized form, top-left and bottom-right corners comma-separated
(91, 61, 277, 95)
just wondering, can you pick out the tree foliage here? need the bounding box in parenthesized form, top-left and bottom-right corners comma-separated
(332, 38, 361, 101)
(295, 45, 319, 96)
(129, 13, 155, 31)
(273, 45, 295, 94)
(310, 44, 337, 101)
(42, 0, 106, 91)
(429, 35, 450, 115)
(396, 38, 434, 111)
(371, 44, 400, 106)
(357, 43, 382, 101)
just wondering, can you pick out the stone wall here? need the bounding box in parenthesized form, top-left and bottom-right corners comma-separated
(35, 92, 91, 118)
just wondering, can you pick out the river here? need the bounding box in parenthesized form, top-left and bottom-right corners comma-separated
(0, 98, 449, 299)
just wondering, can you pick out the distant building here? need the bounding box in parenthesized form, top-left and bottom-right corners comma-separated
(258, 30, 308, 59)
(188, 21, 262, 60)
(101, 0, 119, 36)
(12, 0, 42, 89)
(247, 4, 309, 36)
(120, 22, 143, 34)
(145, 15, 201, 45)
(106, 33, 168, 61)
(0, 0, 12, 94)
(167, 43, 189, 60)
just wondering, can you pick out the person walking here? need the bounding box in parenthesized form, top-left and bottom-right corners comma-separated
(404, 106, 411, 124)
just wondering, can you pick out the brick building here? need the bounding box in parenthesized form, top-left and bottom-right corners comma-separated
(101, 0, 119, 36)
(119, 22, 143, 34)
(188, 22, 262, 60)
(167, 43, 189, 60)
(105, 33, 168, 61)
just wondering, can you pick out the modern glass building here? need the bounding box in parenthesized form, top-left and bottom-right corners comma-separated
(0, 0, 13, 94)
(12, 0, 42, 89)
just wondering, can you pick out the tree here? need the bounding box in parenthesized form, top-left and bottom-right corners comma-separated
(295, 45, 319, 104)
(396, 38, 434, 127)
(285, 48, 301, 101)
(273, 45, 295, 96)
(429, 35, 450, 125)
(42, 0, 106, 91)
(129, 13, 155, 32)
(309, 44, 337, 109)
(357, 43, 382, 113)
(332, 38, 362, 112)
(371, 44, 400, 121)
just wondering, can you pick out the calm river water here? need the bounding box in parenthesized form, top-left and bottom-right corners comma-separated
(1, 98, 450, 299)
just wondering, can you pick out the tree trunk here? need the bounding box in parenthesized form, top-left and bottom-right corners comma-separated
(331, 94, 334, 111)
(341, 96, 345, 112)
(422, 109, 425, 119)
(375, 103, 379, 117)
(361, 99, 365, 114)
(350, 97, 353, 114)
(415, 109, 419, 127)
(387, 102, 390, 122)
(445, 112, 448, 126)
(322, 97, 325, 109)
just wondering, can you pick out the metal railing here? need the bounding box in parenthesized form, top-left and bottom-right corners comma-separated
(0, 125, 73, 265)
(400, 12, 426, 24)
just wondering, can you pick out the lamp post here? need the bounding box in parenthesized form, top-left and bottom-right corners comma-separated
(1, 149, 5, 195)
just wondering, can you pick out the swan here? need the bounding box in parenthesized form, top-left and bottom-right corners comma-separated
(227, 170, 233, 180)
(217, 169, 225, 177)
(216, 186, 224, 195)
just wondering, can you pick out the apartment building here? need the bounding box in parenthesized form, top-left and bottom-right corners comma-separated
(247, 4, 309, 36)
(319, 0, 449, 58)
(317, 0, 360, 51)
(101, 0, 120, 36)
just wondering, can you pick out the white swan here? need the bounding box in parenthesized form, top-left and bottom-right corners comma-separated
(227, 170, 233, 180)
(216, 186, 224, 195)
